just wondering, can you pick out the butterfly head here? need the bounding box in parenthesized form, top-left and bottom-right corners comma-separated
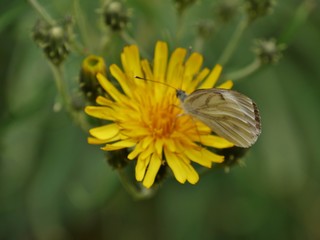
(176, 89, 188, 102)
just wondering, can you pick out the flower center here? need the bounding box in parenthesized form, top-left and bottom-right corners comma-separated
(148, 105, 176, 138)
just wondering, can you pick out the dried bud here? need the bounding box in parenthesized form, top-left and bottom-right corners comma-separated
(197, 20, 215, 39)
(107, 150, 130, 169)
(244, 0, 276, 22)
(253, 38, 285, 64)
(214, 0, 239, 23)
(216, 146, 248, 169)
(103, 1, 130, 31)
(80, 55, 107, 103)
(173, 0, 197, 14)
(32, 17, 73, 65)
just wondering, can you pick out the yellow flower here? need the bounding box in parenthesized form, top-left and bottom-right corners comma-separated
(85, 41, 234, 188)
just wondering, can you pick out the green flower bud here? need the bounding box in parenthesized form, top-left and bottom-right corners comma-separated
(80, 55, 107, 103)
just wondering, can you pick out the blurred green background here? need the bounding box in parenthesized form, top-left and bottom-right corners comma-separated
(1, 0, 320, 239)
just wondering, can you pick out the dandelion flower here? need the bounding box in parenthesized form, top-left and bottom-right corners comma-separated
(85, 41, 234, 188)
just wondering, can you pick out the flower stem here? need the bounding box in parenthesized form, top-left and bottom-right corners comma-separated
(73, 0, 90, 52)
(50, 64, 70, 111)
(50, 63, 91, 131)
(27, 0, 55, 25)
(120, 30, 136, 45)
(279, 0, 316, 45)
(224, 58, 261, 81)
(175, 12, 185, 44)
(194, 36, 204, 53)
(120, 31, 150, 59)
(218, 16, 248, 66)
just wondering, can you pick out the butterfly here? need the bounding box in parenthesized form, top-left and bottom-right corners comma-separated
(136, 77, 261, 148)
(176, 88, 261, 148)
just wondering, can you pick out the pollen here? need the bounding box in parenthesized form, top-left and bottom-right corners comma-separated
(148, 104, 176, 138)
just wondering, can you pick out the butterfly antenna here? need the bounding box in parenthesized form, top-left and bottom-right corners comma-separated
(135, 76, 178, 91)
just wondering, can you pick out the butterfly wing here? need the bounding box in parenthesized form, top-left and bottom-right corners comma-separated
(182, 89, 261, 148)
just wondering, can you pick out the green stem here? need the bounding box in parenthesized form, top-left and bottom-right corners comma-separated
(119, 31, 150, 59)
(175, 11, 185, 44)
(224, 58, 261, 81)
(120, 30, 136, 45)
(279, 0, 316, 45)
(218, 17, 248, 66)
(193, 36, 204, 53)
(27, 0, 55, 25)
(50, 64, 70, 111)
(73, 0, 90, 52)
(50, 63, 91, 131)
(117, 169, 155, 200)
(69, 38, 87, 56)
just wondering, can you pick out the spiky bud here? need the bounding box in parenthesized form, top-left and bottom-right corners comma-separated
(32, 17, 73, 65)
(173, 0, 197, 14)
(103, 1, 130, 31)
(244, 0, 276, 22)
(253, 38, 285, 64)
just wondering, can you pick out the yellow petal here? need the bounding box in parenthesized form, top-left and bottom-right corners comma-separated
(143, 154, 162, 188)
(122, 45, 143, 78)
(141, 136, 154, 149)
(101, 140, 136, 151)
(180, 157, 199, 184)
(88, 137, 109, 145)
(172, 133, 201, 151)
(85, 106, 115, 121)
(195, 121, 212, 134)
(217, 80, 233, 89)
(199, 64, 222, 89)
(176, 154, 199, 184)
(155, 138, 164, 156)
(135, 155, 151, 181)
(164, 138, 176, 152)
(153, 41, 168, 82)
(127, 142, 144, 160)
(185, 52, 203, 76)
(141, 59, 154, 80)
(95, 96, 114, 106)
(201, 148, 224, 163)
(89, 124, 119, 140)
(186, 67, 210, 92)
(184, 148, 212, 168)
(120, 127, 150, 138)
(200, 135, 234, 149)
(166, 47, 186, 84)
(183, 52, 203, 89)
(164, 148, 187, 183)
(185, 164, 199, 184)
(110, 64, 133, 97)
(96, 73, 127, 103)
(139, 145, 154, 159)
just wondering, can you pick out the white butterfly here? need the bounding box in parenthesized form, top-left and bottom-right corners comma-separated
(176, 88, 261, 148)
(135, 76, 261, 148)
